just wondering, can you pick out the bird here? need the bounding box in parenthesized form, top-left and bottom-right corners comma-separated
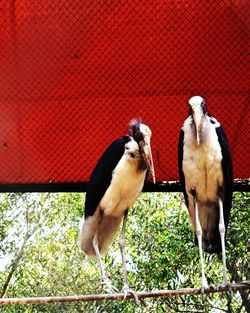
(79, 119, 155, 297)
(178, 96, 233, 289)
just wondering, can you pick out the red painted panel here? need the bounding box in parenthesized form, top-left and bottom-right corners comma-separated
(0, 0, 249, 185)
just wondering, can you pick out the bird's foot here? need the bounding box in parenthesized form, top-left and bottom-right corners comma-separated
(218, 280, 232, 291)
(200, 281, 208, 302)
(122, 285, 139, 303)
(100, 279, 119, 293)
(207, 283, 218, 292)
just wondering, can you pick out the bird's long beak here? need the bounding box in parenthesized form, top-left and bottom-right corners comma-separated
(193, 106, 204, 146)
(140, 136, 156, 184)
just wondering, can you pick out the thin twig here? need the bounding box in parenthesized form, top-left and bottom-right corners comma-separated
(0, 282, 249, 306)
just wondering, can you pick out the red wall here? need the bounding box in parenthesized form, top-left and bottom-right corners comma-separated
(0, 0, 249, 185)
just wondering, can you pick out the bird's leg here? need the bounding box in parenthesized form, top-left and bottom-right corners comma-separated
(93, 232, 105, 282)
(218, 198, 228, 285)
(194, 194, 208, 292)
(120, 209, 129, 290)
(119, 209, 139, 302)
(93, 213, 118, 293)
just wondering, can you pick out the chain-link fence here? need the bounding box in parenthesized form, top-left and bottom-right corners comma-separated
(0, 0, 249, 190)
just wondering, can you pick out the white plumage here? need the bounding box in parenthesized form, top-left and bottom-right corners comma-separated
(100, 138, 146, 217)
(182, 115, 224, 233)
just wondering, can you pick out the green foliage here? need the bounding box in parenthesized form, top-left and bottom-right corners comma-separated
(227, 192, 250, 281)
(0, 192, 249, 312)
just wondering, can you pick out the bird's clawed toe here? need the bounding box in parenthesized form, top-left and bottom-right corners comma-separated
(122, 285, 139, 303)
(100, 279, 119, 293)
(199, 283, 209, 301)
(208, 284, 218, 292)
(219, 281, 232, 291)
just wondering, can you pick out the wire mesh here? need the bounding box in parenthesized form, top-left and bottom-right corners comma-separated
(0, 0, 249, 188)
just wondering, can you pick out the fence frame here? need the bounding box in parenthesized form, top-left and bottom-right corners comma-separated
(0, 179, 249, 193)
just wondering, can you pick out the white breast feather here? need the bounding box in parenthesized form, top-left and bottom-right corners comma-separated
(100, 153, 146, 217)
(182, 116, 223, 202)
(182, 116, 224, 231)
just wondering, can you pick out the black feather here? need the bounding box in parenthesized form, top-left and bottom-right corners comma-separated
(216, 125, 233, 229)
(178, 129, 189, 209)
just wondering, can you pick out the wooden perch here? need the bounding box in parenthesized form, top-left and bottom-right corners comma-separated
(0, 282, 249, 306)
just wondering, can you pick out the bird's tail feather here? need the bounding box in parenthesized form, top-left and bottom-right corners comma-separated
(195, 203, 226, 254)
(195, 230, 222, 254)
(79, 208, 123, 256)
(97, 215, 123, 254)
(79, 211, 100, 256)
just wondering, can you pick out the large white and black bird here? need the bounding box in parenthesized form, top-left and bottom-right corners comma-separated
(79, 119, 155, 296)
(178, 96, 233, 288)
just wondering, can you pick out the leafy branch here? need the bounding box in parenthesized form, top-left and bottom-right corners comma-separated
(0, 193, 50, 298)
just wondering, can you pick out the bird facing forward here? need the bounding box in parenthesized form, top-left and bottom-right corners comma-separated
(178, 96, 233, 289)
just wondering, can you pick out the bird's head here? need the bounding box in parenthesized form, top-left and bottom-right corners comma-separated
(188, 96, 207, 145)
(128, 119, 156, 183)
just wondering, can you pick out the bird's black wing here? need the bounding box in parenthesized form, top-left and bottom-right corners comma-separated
(178, 129, 189, 208)
(84, 137, 129, 218)
(216, 125, 233, 229)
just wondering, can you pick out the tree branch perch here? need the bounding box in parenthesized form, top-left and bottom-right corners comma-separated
(0, 282, 249, 306)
